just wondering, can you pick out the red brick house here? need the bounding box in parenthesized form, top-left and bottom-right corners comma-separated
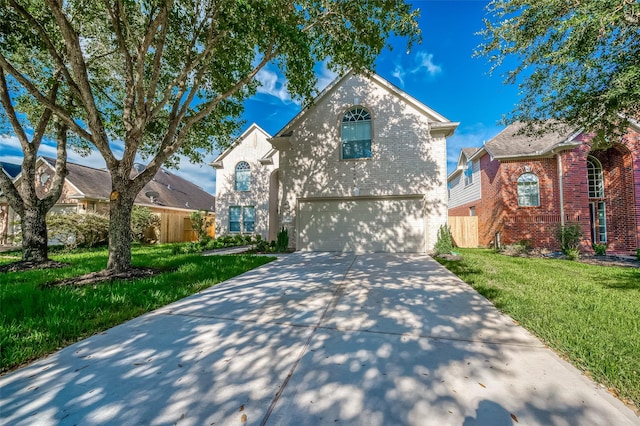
(447, 121, 640, 253)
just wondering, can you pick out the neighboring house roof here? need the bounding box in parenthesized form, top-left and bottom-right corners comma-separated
(39, 157, 215, 212)
(272, 70, 459, 139)
(210, 123, 272, 168)
(484, 121, 581, 160)
(461, 148, 479, 159)
(0, 161, 22, 179)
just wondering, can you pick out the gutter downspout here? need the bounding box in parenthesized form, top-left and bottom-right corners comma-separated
(557, 153, 565, 227)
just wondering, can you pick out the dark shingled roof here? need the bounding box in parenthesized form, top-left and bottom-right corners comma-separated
(0, 161, 22, 179)
(461, 147, 480, 159)
(42, 157, 215, 212)
(484, 122, 579, 159)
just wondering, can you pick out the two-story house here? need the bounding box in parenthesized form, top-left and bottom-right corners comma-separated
(212, 71, 459, 252)
(448, 121, 640, 253)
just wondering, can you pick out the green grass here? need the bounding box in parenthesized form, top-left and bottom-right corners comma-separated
(436, 248, 640, 408)
(0, 245, 274, 373)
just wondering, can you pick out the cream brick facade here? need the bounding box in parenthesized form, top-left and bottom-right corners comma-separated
(212, 72, 457, 252)
(212, 124, 279, 239)
(273, 72, 457, 251)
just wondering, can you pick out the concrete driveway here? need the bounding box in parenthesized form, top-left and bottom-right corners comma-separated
(1, 253, 637, 425)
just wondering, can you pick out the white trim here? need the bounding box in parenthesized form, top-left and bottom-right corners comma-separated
(210, 123, 272, 166)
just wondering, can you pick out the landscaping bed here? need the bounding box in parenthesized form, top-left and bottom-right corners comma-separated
(436, 248, 640, 411)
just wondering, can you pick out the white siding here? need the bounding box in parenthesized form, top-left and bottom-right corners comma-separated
(448, 159, 481, 209)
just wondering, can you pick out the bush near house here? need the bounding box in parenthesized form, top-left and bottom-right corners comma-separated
(436, 248, 640, 409)
(433, 224, 455, 256)
(47, 212, 110, 249)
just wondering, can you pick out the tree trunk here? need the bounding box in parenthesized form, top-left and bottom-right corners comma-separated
(21, 205, 49, 263)
(107, 192, 134, 272)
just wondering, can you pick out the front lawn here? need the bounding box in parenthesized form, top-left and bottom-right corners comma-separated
(0, 245, 274, 373)
(436, 249, 640, 409)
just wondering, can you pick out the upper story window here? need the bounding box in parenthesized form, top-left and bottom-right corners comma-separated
(464, 161, 473, 186)
(587, 156, 604, 198)
(235, 161, 250, 191)
(517, 172, 540, 207)
(341, 107, 372, 159)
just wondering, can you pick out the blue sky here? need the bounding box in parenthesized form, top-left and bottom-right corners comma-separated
(0, 0, 519, 195)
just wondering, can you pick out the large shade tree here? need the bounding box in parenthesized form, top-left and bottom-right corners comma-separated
(1, 0, 420, 272)
(477, 0, 640, 146)
(0, 2, 75, 264)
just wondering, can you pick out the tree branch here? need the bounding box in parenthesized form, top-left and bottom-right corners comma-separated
(45, 0, 115, 167)
(0, 68, 30, 149)
(0, 53, 94, 142)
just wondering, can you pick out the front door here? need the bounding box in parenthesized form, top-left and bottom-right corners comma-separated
(589, 201, 607, 244)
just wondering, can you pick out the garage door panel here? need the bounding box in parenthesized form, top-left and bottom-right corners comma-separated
(298, 198, 424, 253)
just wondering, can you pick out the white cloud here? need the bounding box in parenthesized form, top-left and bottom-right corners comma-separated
(256, 68, 293, 104)
(392, 65, 406, 87)
(411, 51, 442, 77)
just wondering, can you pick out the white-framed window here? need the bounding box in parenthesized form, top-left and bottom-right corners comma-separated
(517, 173, 540, 207)
(464, 161, 473, 186)
(469, 206, 476, 216)
(587, 156, 604, 198)
(341, 107, 372, 159)
(229, 206, 255, 233)
(235, 161, 251, 191)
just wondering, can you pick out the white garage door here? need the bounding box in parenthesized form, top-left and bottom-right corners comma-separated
(297, 197, 425, 253)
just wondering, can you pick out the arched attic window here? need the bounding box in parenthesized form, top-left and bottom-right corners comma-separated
(517, 173, 540, 207)
(587, 156, 604, 198)
(235, 161, 251, 191)
(341, 107, 372, 159)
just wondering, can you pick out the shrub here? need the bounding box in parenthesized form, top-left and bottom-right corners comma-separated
(255, 239, 269, 252)
(565, 248, 581, 261)
(189, 210, 214, 242)
(636, 249, 640, 261)
(592, 243, 607, 256)
(131, 206, 160, 243)
(275, 227, 289, 252)
(557, 223, 583, 253)
(47, 212, 109, 249)
(433, 224, 455, 256)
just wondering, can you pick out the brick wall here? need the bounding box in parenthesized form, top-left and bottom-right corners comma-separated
(459, 127, 639, 252)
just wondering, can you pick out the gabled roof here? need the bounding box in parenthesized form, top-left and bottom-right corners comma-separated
(210, 123, 272, 168)
(484, 122, 581, 160)
(272, 70, 458, 139)
(0, 161, 22, 179)
(39, 157, 215, 212)
(462, 148, 480, 159)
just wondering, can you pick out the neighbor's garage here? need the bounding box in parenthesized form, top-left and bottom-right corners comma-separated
(297, 197, 425, 253)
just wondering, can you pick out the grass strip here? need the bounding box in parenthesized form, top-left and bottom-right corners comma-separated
(0, 245, 274, 373)
(436, 249, 640, 409)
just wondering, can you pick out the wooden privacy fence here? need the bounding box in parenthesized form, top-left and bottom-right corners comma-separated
(448, 216, 479, 248)
(156, 212, 215, 243)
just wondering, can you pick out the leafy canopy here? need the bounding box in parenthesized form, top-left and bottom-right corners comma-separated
(477, 0, 640, 147)
(1, 0, 421, 170)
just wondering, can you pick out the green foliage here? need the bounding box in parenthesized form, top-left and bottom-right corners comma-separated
(637, 249, 640, 261)
(556, 223, 583, 253)
(593, 243, 607, 256)
(565, 248, 581, 261)
(0, 245, 274, 373)
(130, 206, 160, 244)
(189, 210, 214, 243)
(275, 227, 289, 252)
(436, 248, 640, 408)
(47, 212, 109, 249)
(477, 0, 640, 146)
(433, 224, 455, 256)
(1, 0, 420, 271)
